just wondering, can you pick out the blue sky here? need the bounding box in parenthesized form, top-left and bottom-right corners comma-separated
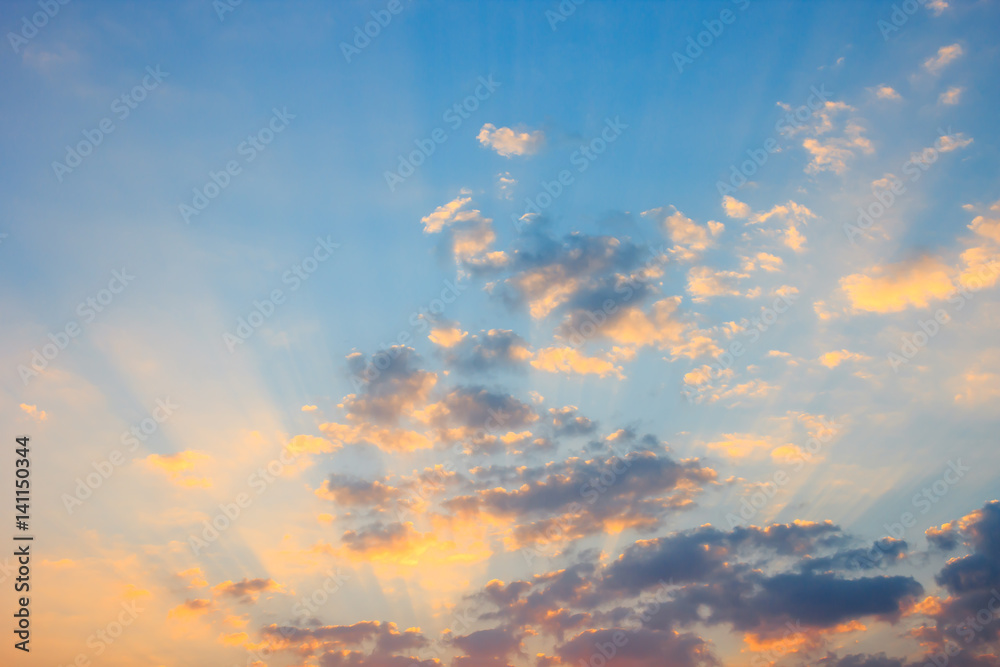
(3, 1, 1000, 666)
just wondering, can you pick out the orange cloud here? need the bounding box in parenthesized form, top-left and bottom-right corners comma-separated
(19, 403, 47, 421)
(143, 450, 212, 488)
(531, 347, 624, 379)
(285, 434, 341, 455)
(819, 349, 870, 368)
(168, 598, 214, 621)
(320, 422, 434, 452)
(428, 324, 467, 347)
(840, 256, 954, 312)
(705, 434, 783, 459)
(923, 43, 963, 74)
(477, 123, 544, 157)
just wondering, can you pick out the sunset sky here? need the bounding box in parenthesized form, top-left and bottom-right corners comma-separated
(2, 1, 1000, 666)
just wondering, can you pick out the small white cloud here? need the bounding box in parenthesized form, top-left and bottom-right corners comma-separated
(497, 172, 516, 200)
(928, 0, 949, 16)
(477, 124, 544, 157)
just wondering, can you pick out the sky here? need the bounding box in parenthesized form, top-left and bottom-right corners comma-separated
(2, 0, 1000, 666)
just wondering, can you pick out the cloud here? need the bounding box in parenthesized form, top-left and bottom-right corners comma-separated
(722, 195, 751, 219)
(477, 123, 544, 157)
(819, 350, 871, 368)
(444, 451, 716, 550)
(556, 628, 715, 667)
(952, 370, 1000, 405)
(909, 501, 1000, 658)
(260, 621, 433, 665)
(803, 124, 872, 174)
(785, 100, 872, 174)
(168, 598, 214, 620)
(421, 193, 473, 234)
(840, 256, 955, 313)
(559, 297, 720, 361)
(142, 450, 212, 487)
(531, 346, 624, 379)
(340, 521, 435, 559)
(742, 252, 784, 273)
(498, 171, 516, 199)
(316, 474, 402, 507)
(450, 626, 524, 666)
(923, 43, 963, 74)
(686, 266, 750, 302)
(19, 403, 47, 421)
(600, 523, 922, 629)
(957, 246, 1000, 289)
(939, 86, 963, 105)
(498, 231, 658, 319)
(415, 385, 538, 431)
(936, 131, 973, 153)
(928, 0, 949, 15)
(286, 434, 341, 455)
(643, 206, 724, 260)
(427, 323, 467, 348)
(704, 433, 784, 460)
(438, 329, 533, 372)
(548, 406, 597, 436)
(420, 194, 507, 270)
(342, 347, 438, 424)
(967, 201, 1000, 244)
(743, 200, 814, 251)
(871, 85, 902, 101)
(212, 577, 283, 603)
